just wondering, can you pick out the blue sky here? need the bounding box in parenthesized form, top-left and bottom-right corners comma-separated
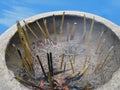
(0, 0, 120, 35)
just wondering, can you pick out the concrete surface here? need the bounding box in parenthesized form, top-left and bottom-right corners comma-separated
(0, 11, 120, 90)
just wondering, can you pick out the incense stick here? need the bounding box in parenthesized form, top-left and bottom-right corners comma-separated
(84, 17, 95, 67)
(60, 54, 65, 69)
(69, 56, 75, 73)
(23, 28, 32, 49)
(73, 47, 77, 64)
(47, 53, 54, 77)
(96, 31, 105, 53)
(82, 14, 87, 42)
(43, 19, 50, 39)
(99, 46, 113, 70)
(93, 39, 106, 73)
(23, 20, 40, 40)
(80, 65, 88, 76)
(70, 22, 77, 40)
(100, 67, 105, 84)
(94, 46, 113, 73)
(50, 52, 54, 76)
(24, 57, 33, 72)
(85, 83, 92, 90)
(47, 53, 51, 75)
(15, 77, 41, 89)
(37, 55, 47, 79)
(60, 12, 65, 41)
(99, 39, 106, 53)
(53, 14, 57, 42)
(66, 22, 70, 42)
(48, 72, 54, 90)
(67, 65, 88, 80)
(63, 62, 66, 73)
(36, 20, 46, 38)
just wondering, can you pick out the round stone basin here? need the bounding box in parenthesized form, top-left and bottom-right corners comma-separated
(0, 11, 120, 90)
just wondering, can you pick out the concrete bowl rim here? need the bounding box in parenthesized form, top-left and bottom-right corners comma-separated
(0, 10, 120, 90)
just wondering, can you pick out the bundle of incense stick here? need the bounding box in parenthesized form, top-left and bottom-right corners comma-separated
(12, 44, 32, 78)
(47, 52, 54, 77)
(36, 52, 54, 89)
(17, 21, 33, 66)
(47, 52, 54, 89)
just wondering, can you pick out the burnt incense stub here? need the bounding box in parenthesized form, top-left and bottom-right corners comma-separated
(4, 11, 120, 90)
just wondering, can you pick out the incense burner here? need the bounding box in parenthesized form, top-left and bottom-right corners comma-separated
(0, 11, 120, 90)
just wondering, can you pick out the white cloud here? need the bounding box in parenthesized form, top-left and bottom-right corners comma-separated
(0, 6, 36, 27)
(0, 0, 67, 27)
(0, 0, 65, 27)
